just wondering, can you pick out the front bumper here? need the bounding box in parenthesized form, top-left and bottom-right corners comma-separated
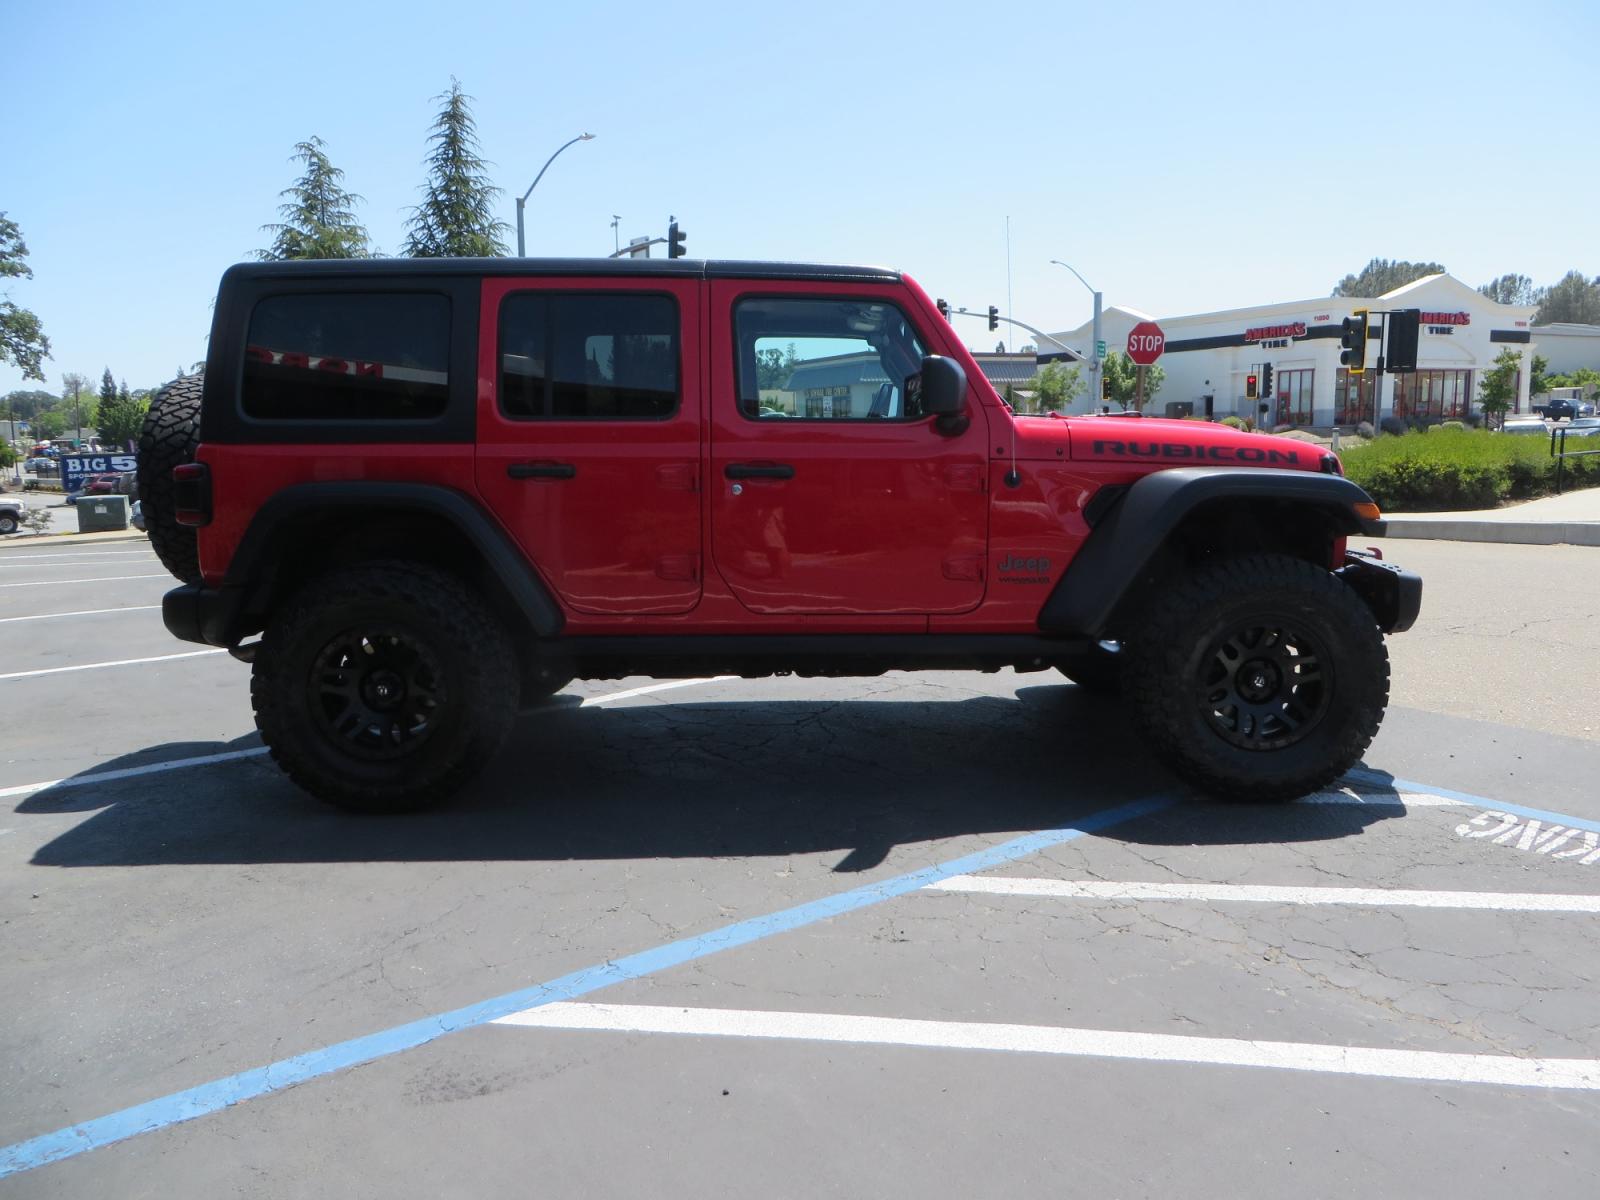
(162, 583, 247, 647)
(1335, 549, 1422, 634)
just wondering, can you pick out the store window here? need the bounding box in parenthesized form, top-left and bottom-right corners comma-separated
(1334, 368, 1377, 426)
(1274, 369, 1313, 425)
(1393, 369, 1473, 420)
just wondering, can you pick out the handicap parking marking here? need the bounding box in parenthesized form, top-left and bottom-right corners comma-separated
(0, 792, 1178, 1179)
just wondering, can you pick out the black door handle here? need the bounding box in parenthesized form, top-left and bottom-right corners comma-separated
(508, 462, 576, 480)
(724, 463, 795, 480)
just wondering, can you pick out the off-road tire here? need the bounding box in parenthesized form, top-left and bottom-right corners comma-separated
(0, 513, 18, 535)
(1055, 644, 1123, 696)
(251, 561, 517, 814)
(1122, 553, 1388, 802)
(137, 373, 204, 583)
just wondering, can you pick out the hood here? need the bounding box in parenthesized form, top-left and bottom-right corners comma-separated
(1056, 415, 1330, 472)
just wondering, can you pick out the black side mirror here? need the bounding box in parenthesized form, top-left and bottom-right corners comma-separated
(917, 355, 968, 434)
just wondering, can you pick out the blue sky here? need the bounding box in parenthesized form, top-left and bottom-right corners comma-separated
(4, 0, 1596, 394)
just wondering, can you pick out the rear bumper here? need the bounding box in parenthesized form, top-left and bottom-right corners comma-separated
(1335, 549, 1422, 634)
(162, 583, 246, 647)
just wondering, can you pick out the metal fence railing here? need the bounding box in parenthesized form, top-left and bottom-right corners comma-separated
(1551, 427, 1600, 494)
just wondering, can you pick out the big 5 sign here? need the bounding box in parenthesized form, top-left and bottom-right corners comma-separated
(63, 454, 136, 493)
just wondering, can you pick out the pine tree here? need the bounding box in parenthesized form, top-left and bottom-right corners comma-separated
(258, 137, 372, 261)
(402, 80, 509, 257)
(96, 376, 147, 448)
(99, 367, 117, 412)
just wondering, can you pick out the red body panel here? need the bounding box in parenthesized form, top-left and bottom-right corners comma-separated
(196, 272, 1333, 632)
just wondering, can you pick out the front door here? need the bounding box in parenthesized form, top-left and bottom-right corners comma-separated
(708, 282, 989, 615)
(475, 277, 702, 615)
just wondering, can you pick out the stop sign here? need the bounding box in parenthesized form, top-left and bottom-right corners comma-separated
(1126, 321, 1166, 366)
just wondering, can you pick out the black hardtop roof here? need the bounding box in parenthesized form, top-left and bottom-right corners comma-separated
(225, 258, 902, 284)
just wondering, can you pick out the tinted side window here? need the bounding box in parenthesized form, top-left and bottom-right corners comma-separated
(500, 293, 678, 420)
(243, 293, 451, 420)
(733, 297, 926, 421)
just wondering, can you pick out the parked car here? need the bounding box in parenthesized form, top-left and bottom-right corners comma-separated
(1580, 403, 1596, 417)
(1537, 397, 1579, 421)
(1559, 417, 1600, 438)
(0, 498, 26, 535)
(1501, 418, 1549, 435)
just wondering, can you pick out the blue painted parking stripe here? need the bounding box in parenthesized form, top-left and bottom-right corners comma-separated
(0, 793, 1176, 1179)
(1345, 768, 1600, 835)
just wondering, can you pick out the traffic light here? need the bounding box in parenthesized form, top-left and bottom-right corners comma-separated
(1340, 309, 1368, 373)
(1246, 373, 1258, 399)
(1387, 309, 1421, 373)
(1261, 363, 1274, 398)
(987, 305, 999, 332)
(1101, 376, 1111, 401)
(667, 220, 687, 259)
(936, 298, 950, 320)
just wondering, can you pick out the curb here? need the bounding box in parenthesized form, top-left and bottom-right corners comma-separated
(1381, 518, 1600, 548)
(0, 530, 150, 550)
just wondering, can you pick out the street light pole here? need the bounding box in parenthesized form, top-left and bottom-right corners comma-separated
(1049, 259, 1102, 410)
(515, 133, 596, 257)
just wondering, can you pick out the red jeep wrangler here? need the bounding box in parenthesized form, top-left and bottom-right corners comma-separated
(140, 258, 1419, 813)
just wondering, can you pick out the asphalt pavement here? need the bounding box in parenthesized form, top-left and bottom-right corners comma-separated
(2, 538, 1600, 1198)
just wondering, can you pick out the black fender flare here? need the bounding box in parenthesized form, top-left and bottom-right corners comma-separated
(1038, 467, 1383, 637)
(224, 481, 564, 636)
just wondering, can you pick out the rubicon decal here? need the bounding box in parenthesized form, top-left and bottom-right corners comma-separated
(997, 554, 1051, 584)
(1090, 440, 1301, 465)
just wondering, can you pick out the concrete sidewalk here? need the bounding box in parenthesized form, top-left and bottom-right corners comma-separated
(1382, 486, 1600, 547)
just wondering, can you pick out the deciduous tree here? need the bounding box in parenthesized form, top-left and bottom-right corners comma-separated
(402, 80, 509, 258)
(1100, 350, 1163, 410)
(1477, 347, 1522, 428)
(1477, 273, 1536, 306)
(1534, 271, 1600, 325)
(1026, 361, 1082, 412)
(0, 213, 51, 381)
(1331, 258, 1446, 298)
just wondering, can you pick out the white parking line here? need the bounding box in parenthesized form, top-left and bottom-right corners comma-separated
(0, 556, 157, 569)
(0, 648, 227, 681)
(0, 677, 728, 801)
(579, 677, 733, 706)
(0, 551, 154, 562)
(0, 574, 168, 588)
(0, 605, 162, 624)
(0, 747, 272, 800)
(495, 1002, 1600, 1091)
(1300, 788, 1460, 808)
(925, 876, 1600, 912)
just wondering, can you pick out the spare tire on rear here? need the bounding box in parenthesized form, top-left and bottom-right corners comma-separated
(137, 373, 204, 584)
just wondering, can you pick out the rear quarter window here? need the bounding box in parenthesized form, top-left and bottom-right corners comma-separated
(242, 292, 452, 421)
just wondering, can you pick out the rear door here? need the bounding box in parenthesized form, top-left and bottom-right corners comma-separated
(708, 281, 989, 615)
(475, 276, 702, 615)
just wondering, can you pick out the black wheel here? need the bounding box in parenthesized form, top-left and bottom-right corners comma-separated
(1055, 643, 1123, 695)
(1122, 554, 1388, 802)
(0, 513, 17, 535)
(251, 561, 517, 813)
(137, 373, 203, 584)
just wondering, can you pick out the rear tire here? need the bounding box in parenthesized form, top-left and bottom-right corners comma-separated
(1122, 553, 1388, 802)
(0, 514, 17, 535)
(251, 561, 517, 813)
(137, 374, 204, 584)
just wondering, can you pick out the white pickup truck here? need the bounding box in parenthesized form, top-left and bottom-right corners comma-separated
(0, 497, 27, 535)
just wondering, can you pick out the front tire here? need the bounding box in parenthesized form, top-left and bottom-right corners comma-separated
(251, 562, 517, 813)
(0, 514, 17, 535)
(1122, 554, 1388, 802)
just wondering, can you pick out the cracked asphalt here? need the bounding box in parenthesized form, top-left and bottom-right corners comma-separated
(2, 537, 1599, 1198)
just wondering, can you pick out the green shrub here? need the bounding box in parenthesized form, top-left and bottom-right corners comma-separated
(1341, 427, 1600, 510)
(1220, 415, 1245, 430)
(1433, 420, 1466, 432)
